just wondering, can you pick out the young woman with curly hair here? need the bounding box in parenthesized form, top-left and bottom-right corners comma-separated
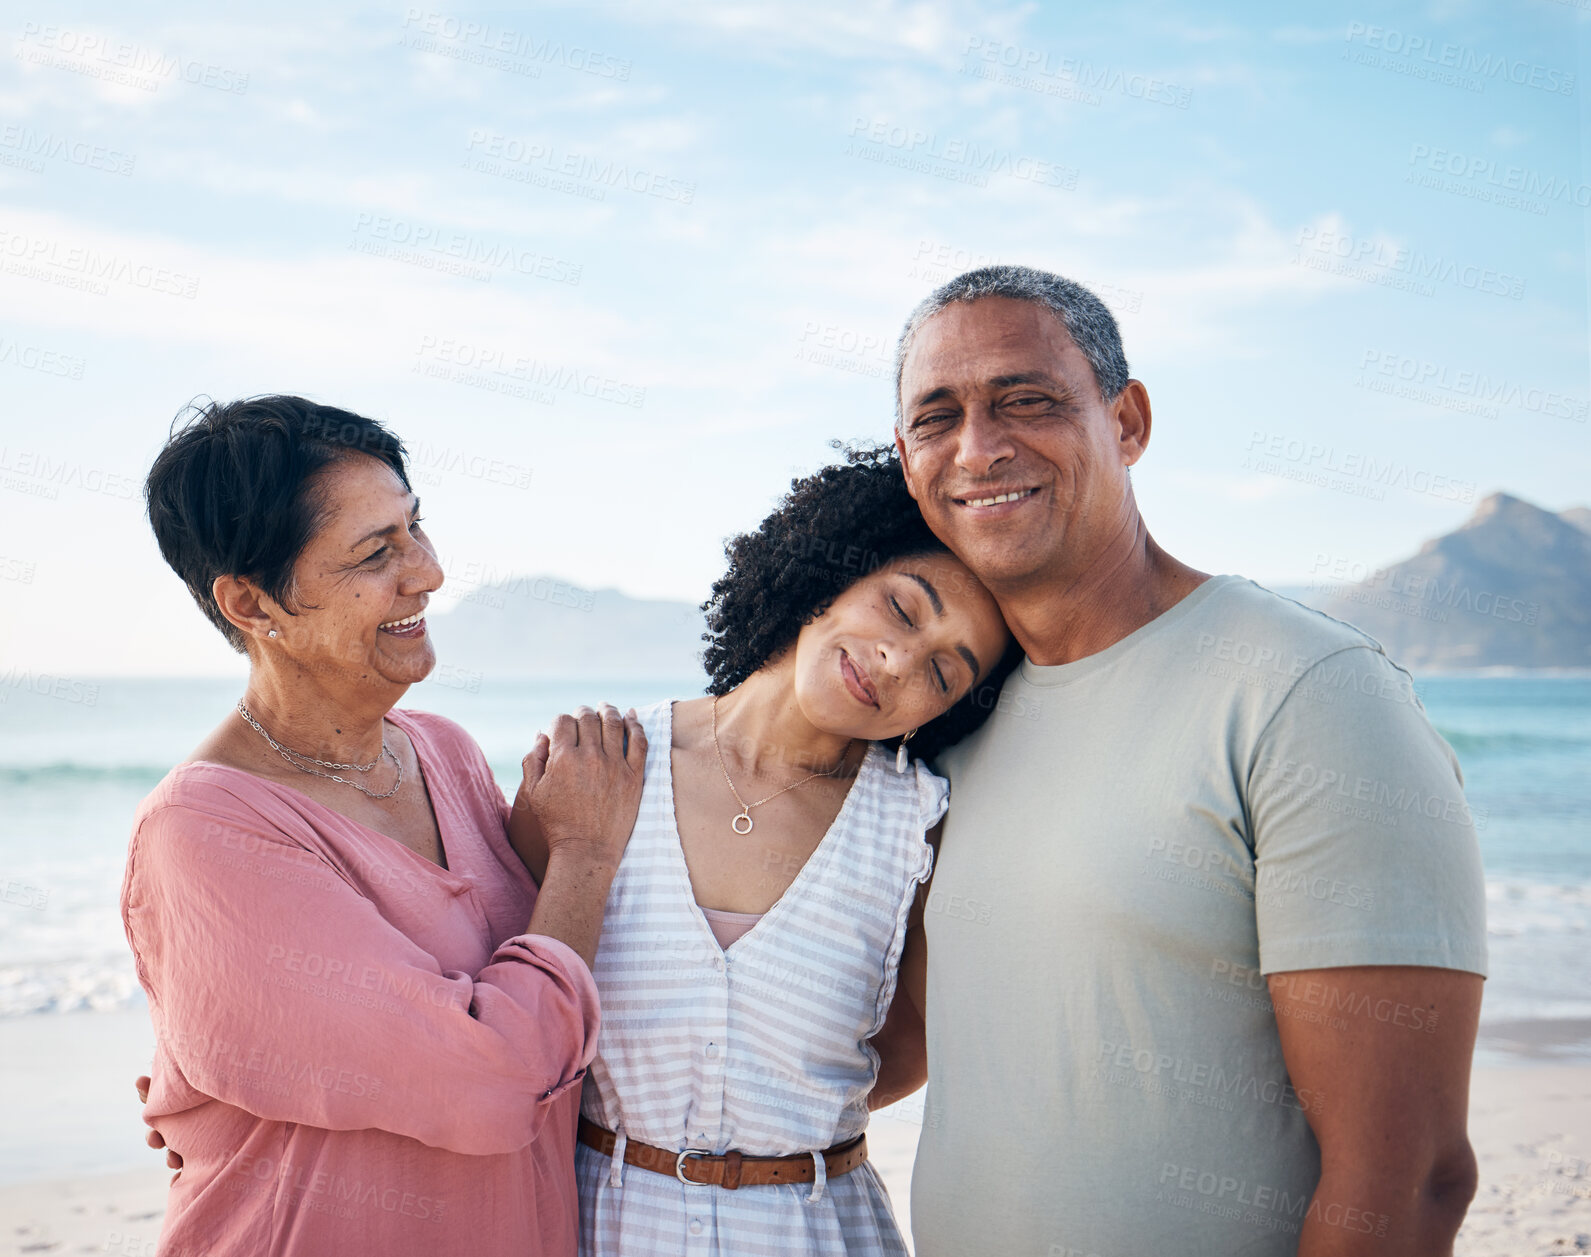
(510, 444, 1021, 1256)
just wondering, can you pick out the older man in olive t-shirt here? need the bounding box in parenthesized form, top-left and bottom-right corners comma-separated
(893, 266, 1486, 1257)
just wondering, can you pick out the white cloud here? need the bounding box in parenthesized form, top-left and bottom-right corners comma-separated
(0, 205, 639, 375)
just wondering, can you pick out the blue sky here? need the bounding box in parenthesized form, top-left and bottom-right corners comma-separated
(0, 0, 1586, 675)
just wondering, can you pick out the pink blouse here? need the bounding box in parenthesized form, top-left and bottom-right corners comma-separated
(121, 709, 598, 1257)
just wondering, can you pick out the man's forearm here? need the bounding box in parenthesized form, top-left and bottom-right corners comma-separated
(1298, 1157, 1476, 1257)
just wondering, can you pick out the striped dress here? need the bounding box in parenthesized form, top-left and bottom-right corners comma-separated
(575, 699, 948, 1256)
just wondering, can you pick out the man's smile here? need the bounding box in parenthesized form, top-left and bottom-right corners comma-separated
(951, 485, 1041, 515)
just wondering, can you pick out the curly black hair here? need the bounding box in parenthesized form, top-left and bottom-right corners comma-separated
(699, 442, 1024, 767)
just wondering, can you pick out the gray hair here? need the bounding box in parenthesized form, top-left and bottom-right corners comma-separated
(893, 265, 1130, 422)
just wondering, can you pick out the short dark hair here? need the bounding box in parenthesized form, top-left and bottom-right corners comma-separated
(700, 442, 1022, 766)
(144, 395, 411, 653)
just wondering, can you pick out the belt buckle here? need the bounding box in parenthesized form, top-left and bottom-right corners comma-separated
(675, 1149, 708, 1186)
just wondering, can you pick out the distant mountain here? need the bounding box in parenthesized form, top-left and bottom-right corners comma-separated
(1304, 494, 1591, 670)
(430, 577, 705, 679)
(433, 493, 1590, 678)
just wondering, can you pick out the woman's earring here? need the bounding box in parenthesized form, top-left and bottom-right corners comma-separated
(267, 629, 278, 638)
(895, 728, 916, 774)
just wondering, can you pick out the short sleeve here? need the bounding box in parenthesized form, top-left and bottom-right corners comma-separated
(1248, 646, 1488, 977)
(913, 760, 951, 832)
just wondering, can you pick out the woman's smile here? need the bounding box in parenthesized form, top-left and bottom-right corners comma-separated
(838, 648, 879, 708)
(379, 609, 428, 639)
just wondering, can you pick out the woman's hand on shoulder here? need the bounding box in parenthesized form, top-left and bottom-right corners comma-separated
(520, 704, 646, 874)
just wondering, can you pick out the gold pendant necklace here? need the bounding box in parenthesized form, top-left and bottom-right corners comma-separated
(710, 693, 854, 834)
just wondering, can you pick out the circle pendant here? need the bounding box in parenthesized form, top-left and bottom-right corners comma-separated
(731, 812, 754, 835)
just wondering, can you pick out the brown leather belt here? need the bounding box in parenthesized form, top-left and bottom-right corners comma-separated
(577, 1117, 867, 1190)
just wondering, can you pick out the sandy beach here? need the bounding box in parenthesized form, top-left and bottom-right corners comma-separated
(2, 1056, 1586, 1256)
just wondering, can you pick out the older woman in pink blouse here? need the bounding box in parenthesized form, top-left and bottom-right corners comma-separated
(125, 395, 643, 1256)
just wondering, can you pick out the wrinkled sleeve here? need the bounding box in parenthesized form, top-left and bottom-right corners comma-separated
(123, 796, 600, 1156)
(1249, 646, 1489, 977)
(913, 760, 951, 833)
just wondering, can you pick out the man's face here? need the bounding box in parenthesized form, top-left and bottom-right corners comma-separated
(895, 296, 1147, 591)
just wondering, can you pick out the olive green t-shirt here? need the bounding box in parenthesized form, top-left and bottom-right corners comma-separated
(912, 575, 1487, 1257)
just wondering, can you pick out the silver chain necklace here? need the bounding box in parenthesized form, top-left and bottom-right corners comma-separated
(235, 700, 404, 800)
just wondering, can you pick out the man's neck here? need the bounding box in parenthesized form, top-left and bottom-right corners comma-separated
(996, 514, 1212, 667)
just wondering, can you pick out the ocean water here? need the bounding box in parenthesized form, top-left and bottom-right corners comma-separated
(1, 674, 1586, 1035)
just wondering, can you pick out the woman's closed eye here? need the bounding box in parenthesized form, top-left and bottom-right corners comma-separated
(890, 594, 951, 692)
(360, 517, 425, 566)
